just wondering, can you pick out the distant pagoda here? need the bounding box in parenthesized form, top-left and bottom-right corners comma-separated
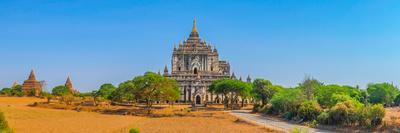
(22, 70, 43, 96)
(65, 76, 78, 94)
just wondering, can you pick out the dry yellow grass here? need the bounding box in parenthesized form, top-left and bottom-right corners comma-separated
(385, 107, 400, 129)
(0, 97, 275, 133)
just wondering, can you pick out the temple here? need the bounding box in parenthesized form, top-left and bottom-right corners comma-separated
(22, 70, 43, 96)
(65, 76, 78, 94)
(164, 20, 232, 105)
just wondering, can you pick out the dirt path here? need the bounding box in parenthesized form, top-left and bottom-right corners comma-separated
(230, 110, 335, 133)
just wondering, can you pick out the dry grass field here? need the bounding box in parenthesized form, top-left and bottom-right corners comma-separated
(0, 97, 275, 133)
(384, 107, 400, 131)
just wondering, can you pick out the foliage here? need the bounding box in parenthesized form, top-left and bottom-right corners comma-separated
(209, 79, 252, 109)
(11, 85, 23, 97)
(358, 104, 386, 127)
(0, 88, 12, 96)
(131, 72, 180, 113)
(297, 100, 322, 121)
(316, 112, 330, 125)
(252, 79, 282, 106)
(129, 128, 140, 133)
(299, 77, 322, 100)
(52, 85, 71, 96)
(95, 84, 116, 100)
(328, 100, 361, 126)
(1, 85, 24, 97)
(367, 83, 399, 106)
(112, 81, 135, 102)
(315, 85, 363, 107)
(270, 88, 304, 114)
(0, 111, 12, 132)
(395, 94, 400, 106)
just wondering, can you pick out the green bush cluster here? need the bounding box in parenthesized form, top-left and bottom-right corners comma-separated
(317, 101, 385, 127)
(258, 78, 396, 128)
(0, 85, 24, 97)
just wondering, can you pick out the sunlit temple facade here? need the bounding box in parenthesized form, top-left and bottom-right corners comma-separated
(164, 20, 237, 105)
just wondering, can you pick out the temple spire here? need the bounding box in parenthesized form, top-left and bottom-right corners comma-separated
(65, 76, 74, 92)
(189, 19, 200, 38)
(163, 65, 169, 76)
(192, 19, 198, 33)
(28, 70, 36, 81)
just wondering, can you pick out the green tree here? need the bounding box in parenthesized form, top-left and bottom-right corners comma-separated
(112, 81, 136, 103)
(270, 88, 305, 115)
(131, 72, 180, 114)
(394, 94, 400, 106)
(0, 88, 12, 96)
(11, 85, 23, 97)
(95, 84, 116, 100)
(316, 85, 363, 107)
(209, 79, 250, 109)
(367, 83, 399, 106)
(252, 79, 281, 106)
(299, 77, 322, 101)
(52, 85, 71, 96)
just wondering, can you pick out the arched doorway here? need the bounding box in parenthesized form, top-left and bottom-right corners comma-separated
(195, 95, 201, 105)
(194, 68, 198, 74)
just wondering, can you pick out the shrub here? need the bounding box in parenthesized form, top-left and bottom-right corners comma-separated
(316, 112, 330, 124)
(0, 111, 12, 132)
(297, 100, 322, 121)
(394, 94, 400, 106)
(368, 104, 385, 127)
(129, 128, 140, 133)
(0, 88, 12, 96)
(327, 100, 361, 126)
(270, 89, 304, 114)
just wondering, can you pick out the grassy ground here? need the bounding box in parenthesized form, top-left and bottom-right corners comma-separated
(384, 107, 400, 131)
(0, 97, 275, 133)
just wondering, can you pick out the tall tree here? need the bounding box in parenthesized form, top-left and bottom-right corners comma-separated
(132, 72, 180, 114)
(252, 79, 282, 106)
(367, 83, 400, 106)
(209, 79, 251, 109)
(95, 83, 116, 100)
(299, 77, 322, 101)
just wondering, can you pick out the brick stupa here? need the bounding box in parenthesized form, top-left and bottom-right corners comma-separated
(65, 76, 78, 94)
(22, 70, 42, 96)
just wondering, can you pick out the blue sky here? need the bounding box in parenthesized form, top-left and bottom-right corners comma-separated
(1, 0, 399, 92)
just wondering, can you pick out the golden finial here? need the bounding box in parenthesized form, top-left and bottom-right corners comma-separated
(192, 19, 198, 33)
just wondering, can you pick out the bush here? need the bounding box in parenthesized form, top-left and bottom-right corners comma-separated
(395, 94, 400, 106)
(367, 83, 399, 106)
(297, 101, 322, 121)
(369, 104, 385, 127)
(0, 88, 12, 96)
(129, 128, 139, 133)
(327, 100, 360, 126)
(316, 112, 330, 124)
(270, 89, 304, 114)
(0, 111, 12, 132)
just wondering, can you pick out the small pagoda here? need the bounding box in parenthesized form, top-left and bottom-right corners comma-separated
(22, 70, 42, 96)
(65, 76, 78, 94)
